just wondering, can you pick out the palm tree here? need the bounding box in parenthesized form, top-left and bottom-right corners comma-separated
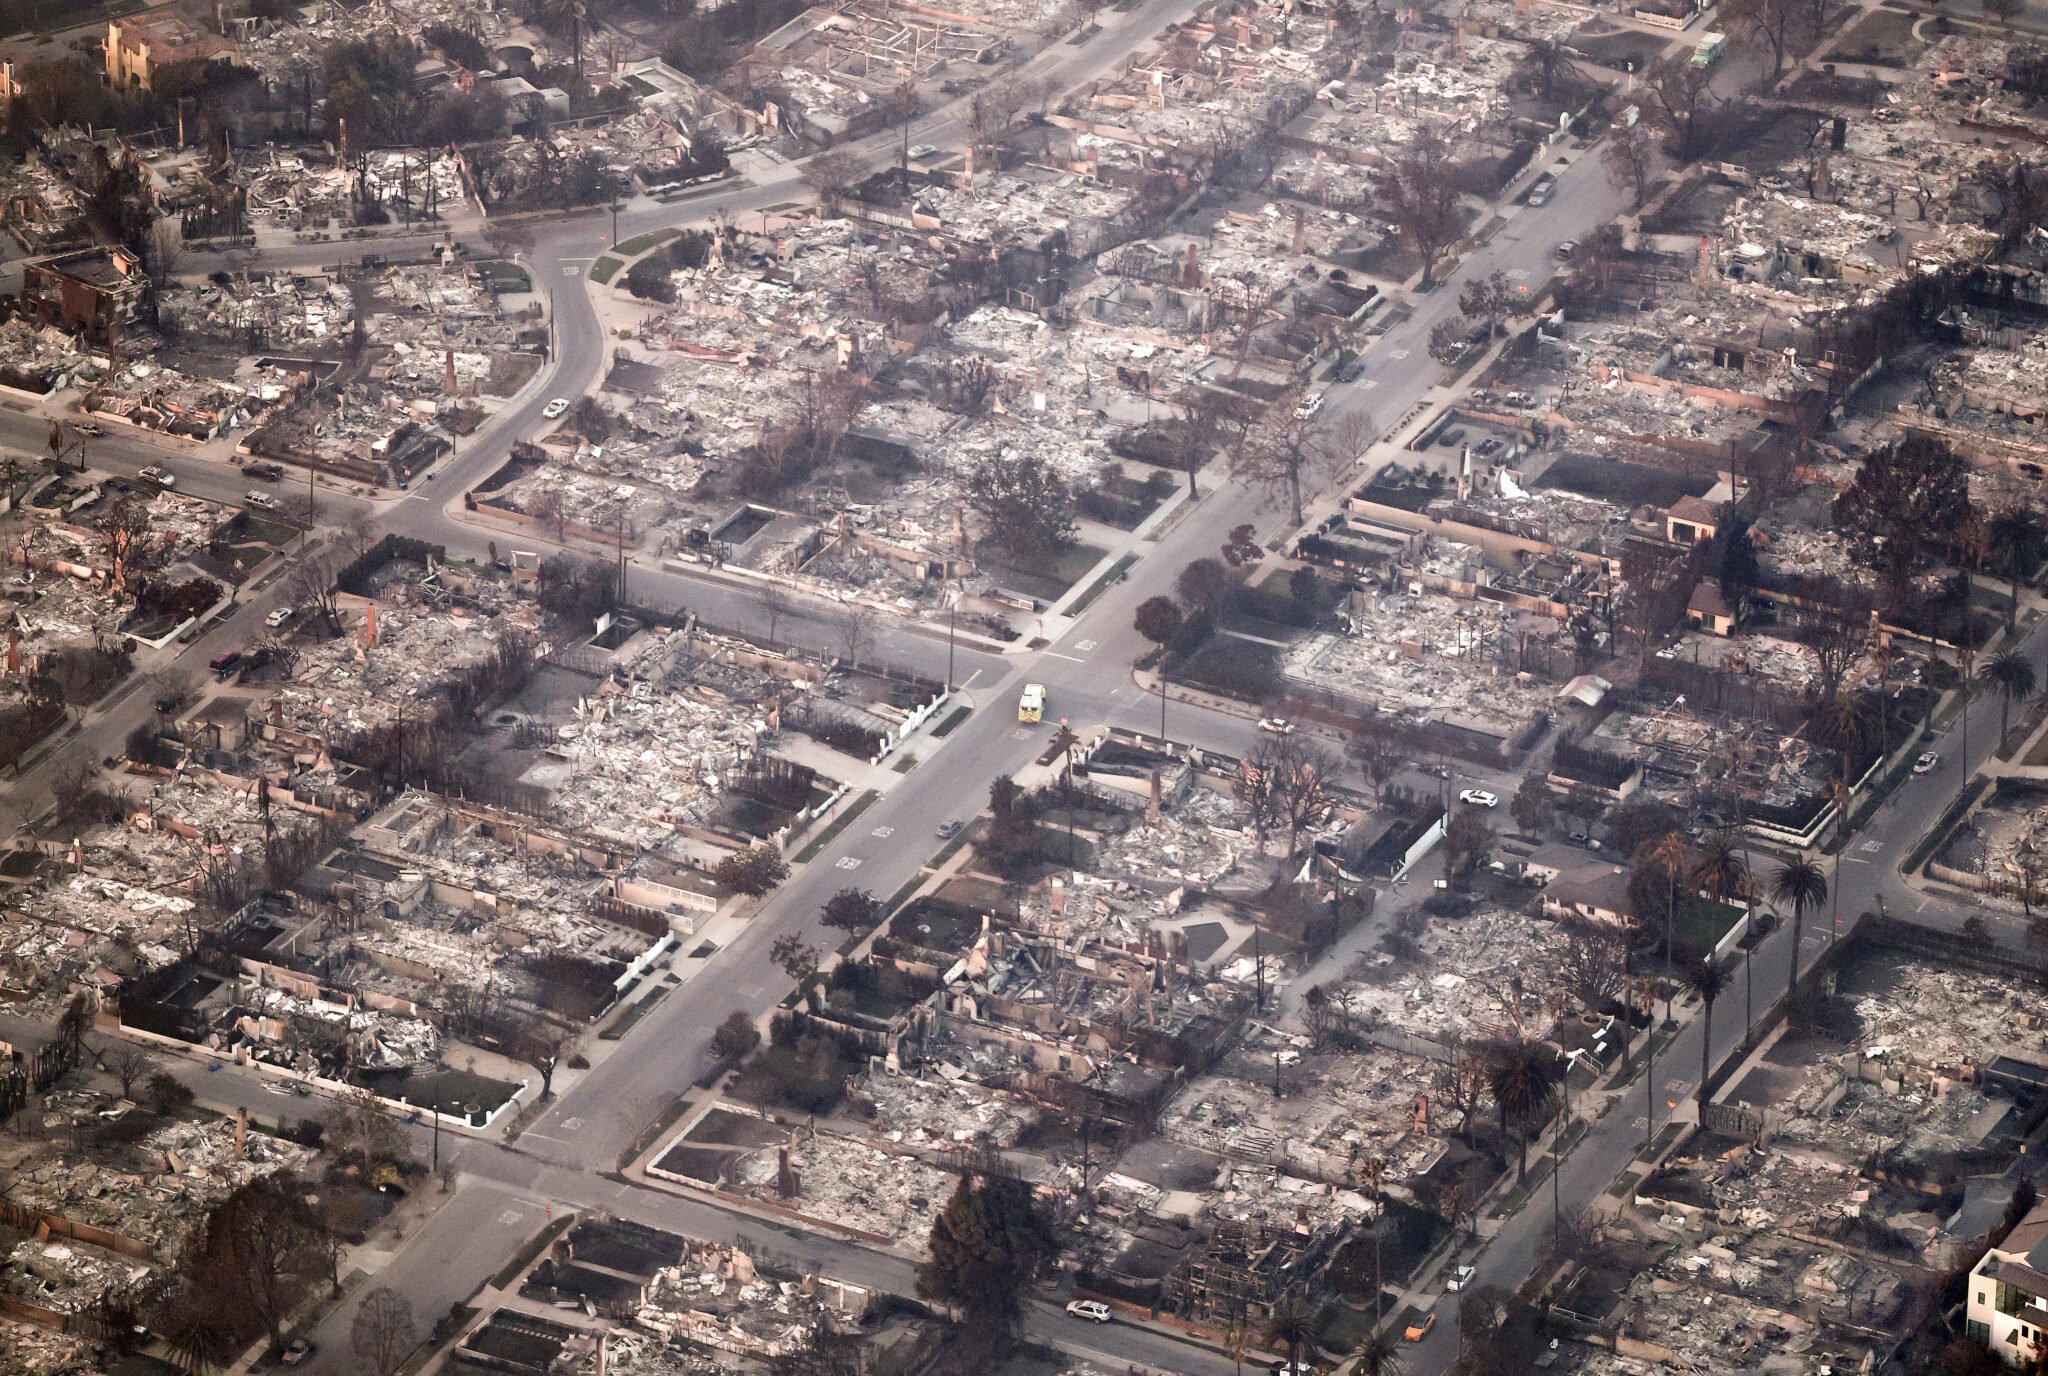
(1359, 1152, 1389, 1322)
(1770, 857, 1827, 1013)
(1689, 835, 1747, 918)
(1355, 1328, 1404, 1376)
(1683, 959, 1732, 1106)
(1979, 646, 2039, 743)
(1486, 1039, 1562, 1181)
(1811, 689, 1881, 760)
(1643, 831, 1691, 1013)
(1265, 1301, 1316, 1375)
(1683, 830, 1745, 1052)
(1989, 506, 2048, 631)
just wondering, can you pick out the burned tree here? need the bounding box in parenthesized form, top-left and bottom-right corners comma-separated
(1382, 124, 1466, 288)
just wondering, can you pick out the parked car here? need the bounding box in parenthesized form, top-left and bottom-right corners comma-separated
(936, 818, 963, 839)
(244, 490, 278, 510)
(138, 466, 175, 487)
(1258, 717, 1297, 735)
(1447, 1265, 1477, 1292)
(71, 421, 104, 437)
(1404, 1313, 1437, 1342)
(542, 397, 571, 419)
(908, 144, 939, 160)
(1556, 239, 1579, 260)
(1065, 1301, 1112, 1323)
(265, 607, 294, 629)
(208, 650, 243, 677)
(1459, 789, 1498, 808)
(242, 460, 285, 481)
(1526, 174, 1556, 207)
(1335, 356, 1367, 383)
(279, 1339, 314, 1366)
(1913, 751, 1941, 774)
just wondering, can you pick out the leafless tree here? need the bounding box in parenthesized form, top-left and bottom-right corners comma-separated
(93, 495, 152, 593)
(1600, 120, 1657, 210)
(1556, 919, 1627, 1011)
(321, 1085, 408, 1177)
(102, 1041, 152, 1099)
(351, 1286, 416, 1376)
(1643, 57, 1722, 163)
(1722, 0, 1809, 81)
(967, 81, 1024, 144)
(836, 603, 879, 669)
(1347, 720, 1403, 807)
(1241, 399, 1373, 528)
(286, 552, 344, 635)
(758, 580, 796, 651)
(1382, 124, 1466, 288)
(800, 150, 871, 206)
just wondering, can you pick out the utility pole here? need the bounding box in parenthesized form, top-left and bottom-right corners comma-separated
(1253, 925, 1265, 1009)
(1643, 974, 1655, 1156)
(945, 589, 956, 693)
(1157, 662, 1168, 743)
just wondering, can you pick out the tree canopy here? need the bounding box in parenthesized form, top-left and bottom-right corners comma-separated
(916, 1172, 1058, 1335)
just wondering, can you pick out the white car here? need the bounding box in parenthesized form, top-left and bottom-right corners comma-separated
(265, 607, 294, 629)
(542, 397, 571, 420)
(1459, 789, 1498, 808)
(244, 490, 278, 510)
(1913, 751, 1940, 775)
(1258, 717, 1297, 735)
(908, 144, 939, 160)
(1065, 1300, 1112, 1323)
(138, 466, 175, 488)
(1447, 1265, 1476, 1291)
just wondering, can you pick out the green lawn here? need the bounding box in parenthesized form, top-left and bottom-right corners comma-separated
(614, 228, 681, 256)
(1066, 552, 1139, 617)
(590, 255, 624, 284)
(986, 542, 1110, 606)
(793, 790, 879, 864)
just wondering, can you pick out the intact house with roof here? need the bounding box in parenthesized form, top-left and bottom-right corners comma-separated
(1970, 1200, 2048, 1365)
(21, 247, 149, 344)
(106, 6, 229, 92)
(1526, 844, 1632, 926)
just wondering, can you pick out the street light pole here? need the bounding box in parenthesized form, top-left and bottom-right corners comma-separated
(945, 591, 956, 694)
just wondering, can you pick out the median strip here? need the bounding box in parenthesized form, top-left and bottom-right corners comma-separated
(793, 789, 879, 864)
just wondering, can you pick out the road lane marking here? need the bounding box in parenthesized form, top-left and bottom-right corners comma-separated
(961, 669, 982, 688)
(871, 826, 894, 838)
(1074, 639, 1097, 652)
(1045, 652, 1086, 663)
(834, 857, 862, 870)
